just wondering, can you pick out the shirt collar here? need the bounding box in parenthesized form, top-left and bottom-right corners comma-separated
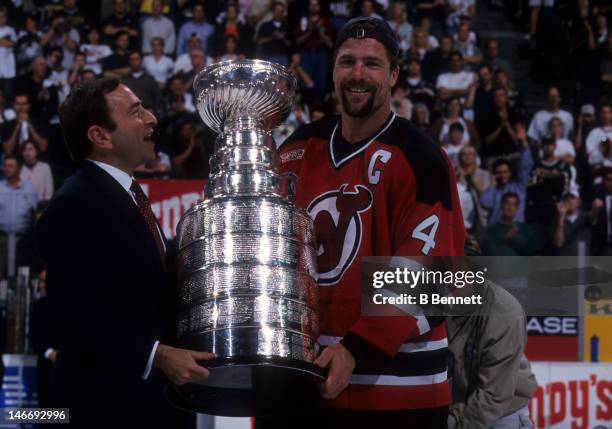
(88, 159, 133, 195)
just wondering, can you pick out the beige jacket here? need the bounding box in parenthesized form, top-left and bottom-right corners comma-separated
(447, 283, 538, 429)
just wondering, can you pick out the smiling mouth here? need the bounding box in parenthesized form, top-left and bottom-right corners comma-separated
(345, 87, 370, 95)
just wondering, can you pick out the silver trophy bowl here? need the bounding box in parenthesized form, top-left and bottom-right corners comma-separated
(166, 60, 322, 417)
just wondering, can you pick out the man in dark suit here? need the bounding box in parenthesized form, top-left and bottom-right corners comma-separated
(36, 78, 214, 428)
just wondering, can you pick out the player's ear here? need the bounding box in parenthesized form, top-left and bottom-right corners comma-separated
(390, 65, 400, 88)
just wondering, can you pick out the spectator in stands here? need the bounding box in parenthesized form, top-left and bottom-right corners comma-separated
(598, 35, 612, 102)
(360, 0, 384, 20)
(174, 34, 213, 75)
(493, 69, 525, 120)
(0, 156, 38, 236)
(414, 0, 445, 39)
(15, 14, 43, 76)
(589, 137, 612, 173)
(527, 137, 578, 225)
(552, 190, 591, 255)
(547, 117, 576, 164)
(442, 122, 470, 167)
(436, 51, 476, 106)
(170, 116, 212, 179)
(481, 192, 537, 256)
(479, 86, 522, 167)
(575, 103, 597, 152)
(585, 104, 612, 157)
(163, 75, 196, 117)
(454, 22, 481, 67)
(255, 2, 292, 67)
(431, 97, 480, 149)
(141, 0, 176, 55)
(527, 86, 574, 141)
(143, 37, 174, 89)
(102, 31, 130, 79)
(40, 14, 80, 71)
(0, 6, 17, 101)
(445, 0, 476, 34)
(19, 141, 53, 200)
(473, 63, 493, 125)
(411, 102, 431, 131)
(102, 0, 139, 48)
(403, 56, 436, 112)
(60, 0, 90, 30)
(407, 27, 435, 61)
(480, 136, 533, 224)
(459, 145, 490, 197)
(484, 38, 513, 77)
(178, 47, 210, 96)
(590, 168, 612, 255)
(594, 13, 608, 47)
(387, 1, 412, 52)
(216, 35, 243, 62)
(80, 28, 112, 77)
(1, 93, 49, 156)
(43, 48, 70, 124)
(295, 0, 334, 106)
(213, 2, 254, 58)
(121, 51, 162, 116)
(287, 53, 315, 103)
(422, 34, 453, 84)
(177, 2, 215, 56)
(15, 55, 50, 121)
(456, 146, 488, 235)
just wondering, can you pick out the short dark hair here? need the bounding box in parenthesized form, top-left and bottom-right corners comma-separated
(492, 158, 512, 172)
(3, 155, 20, 166)
(502, 192, 519, 203)
(541, 137, 556, 146)
(449, 122, 464, 134)
(59, 78, 120, 163)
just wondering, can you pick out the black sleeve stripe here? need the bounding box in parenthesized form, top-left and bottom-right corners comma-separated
(353, 348, 448, 377)
(379, 117, 453, 210)
(276, 115, 337, 151)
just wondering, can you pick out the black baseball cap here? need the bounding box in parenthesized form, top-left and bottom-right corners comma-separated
(334, 17, 400, 58)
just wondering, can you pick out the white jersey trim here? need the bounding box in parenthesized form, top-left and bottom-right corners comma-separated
(329, 113, 397, 168)
(318, 335, 447, 353)
(349, 371, 448, 386)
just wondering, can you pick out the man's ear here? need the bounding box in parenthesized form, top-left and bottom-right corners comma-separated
(87, 125, 113, 152)
(390, 65, 400, 88)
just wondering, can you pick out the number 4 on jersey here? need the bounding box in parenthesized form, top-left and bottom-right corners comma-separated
(411, 214, 439, 255)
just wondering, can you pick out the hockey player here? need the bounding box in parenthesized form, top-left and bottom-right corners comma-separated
(259, 17, 466, 428)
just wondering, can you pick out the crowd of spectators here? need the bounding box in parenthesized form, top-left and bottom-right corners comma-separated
(0, 0, 611, 280)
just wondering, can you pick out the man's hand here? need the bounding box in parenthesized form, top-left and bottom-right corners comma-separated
(313, 343, 355, 400)
(154, 344, 215, 385)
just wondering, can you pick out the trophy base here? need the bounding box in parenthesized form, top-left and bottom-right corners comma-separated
(164, 358, 325, 417)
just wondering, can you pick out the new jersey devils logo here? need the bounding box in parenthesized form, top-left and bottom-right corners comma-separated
(307, 184, 373, 285)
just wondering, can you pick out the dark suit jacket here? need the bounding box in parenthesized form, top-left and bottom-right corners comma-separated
(36, 161, 177, 428)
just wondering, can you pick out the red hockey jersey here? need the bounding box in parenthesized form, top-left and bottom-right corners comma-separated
(278, 112, 465, 410)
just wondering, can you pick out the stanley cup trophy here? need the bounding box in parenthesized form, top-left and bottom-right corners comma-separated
(166, 60, 323, 417)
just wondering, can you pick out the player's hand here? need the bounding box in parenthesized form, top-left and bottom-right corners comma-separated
(154, 344, 215, 385)
(313, 343, 355, 399)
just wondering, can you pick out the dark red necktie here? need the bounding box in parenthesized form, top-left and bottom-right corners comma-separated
(130, 180, 166, 269)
